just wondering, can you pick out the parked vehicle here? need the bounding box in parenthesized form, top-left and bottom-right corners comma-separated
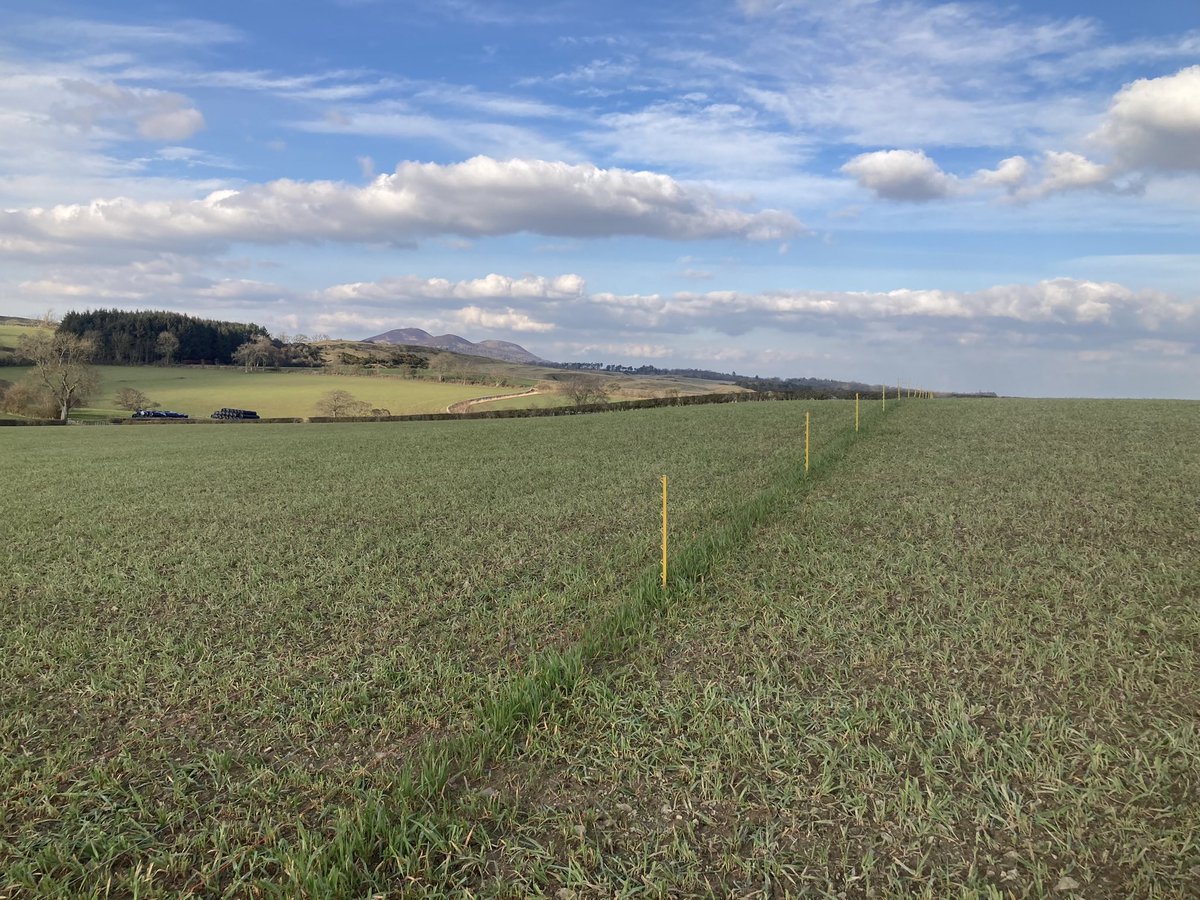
(132, 409, 189, 418)
(211, 407, 261, 420)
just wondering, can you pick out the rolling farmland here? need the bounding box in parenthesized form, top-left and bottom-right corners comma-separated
(0, 364, 514, 420)
(2, 398, 1196, 897)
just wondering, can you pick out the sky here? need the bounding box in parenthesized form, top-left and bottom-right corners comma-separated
(1, 0, 1198, 397)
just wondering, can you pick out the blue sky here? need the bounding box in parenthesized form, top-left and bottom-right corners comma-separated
(1, 0, 1198, 396)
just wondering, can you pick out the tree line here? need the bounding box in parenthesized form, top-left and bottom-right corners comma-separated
(59, 309, 269, 365)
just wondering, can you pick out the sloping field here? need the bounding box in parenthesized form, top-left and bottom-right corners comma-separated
(420, 399, 1199, 897)
(0, 322, 43, 351)
(1, 364, 508, 419)
(0, 399, 853, 896)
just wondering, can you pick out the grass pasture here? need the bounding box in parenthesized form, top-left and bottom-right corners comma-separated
(0, 322, 45, 351)
(2, 398, 1197, 897)
(1, 364, 512, 419)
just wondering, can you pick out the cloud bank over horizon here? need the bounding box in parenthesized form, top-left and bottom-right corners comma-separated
(17, 262, 1197, 395)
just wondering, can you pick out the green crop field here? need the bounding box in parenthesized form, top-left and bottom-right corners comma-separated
(420, 399, 1200, 897)
(1, 364, 513, 419)
(2, 398, 1196, 897)
(1, 399, 847, 896)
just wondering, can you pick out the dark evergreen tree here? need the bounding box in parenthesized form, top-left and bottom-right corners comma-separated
(59, 310, 269, 365)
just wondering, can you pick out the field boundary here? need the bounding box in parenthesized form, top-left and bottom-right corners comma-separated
(271, 398, 905, 894)
(0, 389, 820, 427)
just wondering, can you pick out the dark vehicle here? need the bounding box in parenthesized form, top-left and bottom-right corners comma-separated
(132, 409, 189, 418)
(211, 407, 260, 420)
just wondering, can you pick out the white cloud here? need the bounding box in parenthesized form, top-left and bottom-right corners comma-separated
(1092, 66, 1200, 172)
(589, 101, 809, 177)
(844, 147, 1119, 204)
(1015, 151, 1114, 200)
(9, 262, 1197, 391)
(0, 60, 214, 207)
(0, 156, 802, 254)
(841, 150, 959, 202)
(730, 2, 1110, 149)
(563, 341, 673, 359)
(975, 155, 1031, 192)
(319, 272, 585, 304)
(54, 78, 205, 141)
(590, 278, 1196, 331)
(456, 305, 555, 332)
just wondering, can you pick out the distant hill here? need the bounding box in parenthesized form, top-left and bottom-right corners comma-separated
(364, 328, 546, 364)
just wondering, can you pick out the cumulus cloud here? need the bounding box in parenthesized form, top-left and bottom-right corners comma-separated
(971, 151, 1119, 201)
(456, 305, 555, 332)
(840, 67, 1200, 206)
(1016, 151, 1114, 200)
(974, 155, 1031, 192)
(0, 156, 802, 255)
(987, 67, 1200, 201)
(1092, 66, 1200, 172)
(840, 149, 959, 202)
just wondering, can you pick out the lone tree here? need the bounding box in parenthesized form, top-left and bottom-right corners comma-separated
(155, 331, 180, 365)
(19, 331, 99, 421)
(115, 387, 160, 411)
(315, 389, 372, 417)
(560, 373, 612, 407)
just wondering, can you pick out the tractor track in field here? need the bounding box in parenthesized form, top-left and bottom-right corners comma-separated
(446, 387, 542, 414)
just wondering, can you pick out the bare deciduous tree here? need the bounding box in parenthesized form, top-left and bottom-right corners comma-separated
(115, 388, 159, 411)
(560, 373, 612, 407)
(19, 331, 98, 421)
(315, 390, 372, 417)
(232, 335, 277, 371)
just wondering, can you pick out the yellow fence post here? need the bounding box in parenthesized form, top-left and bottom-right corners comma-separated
(855, 393, 860, 432)
(660, 475, 668, 588)
(805, 411, 810, 476)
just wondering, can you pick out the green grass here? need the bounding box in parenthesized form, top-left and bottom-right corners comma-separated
(0, 321, 51, 352)
(0, 399, 855, 896)
(414, 399, 1199, 897)
(4, 398, 1195, 897)
(2, 364, 514, 418)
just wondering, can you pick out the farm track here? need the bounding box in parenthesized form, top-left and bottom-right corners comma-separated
(446, 386, 542, 413)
